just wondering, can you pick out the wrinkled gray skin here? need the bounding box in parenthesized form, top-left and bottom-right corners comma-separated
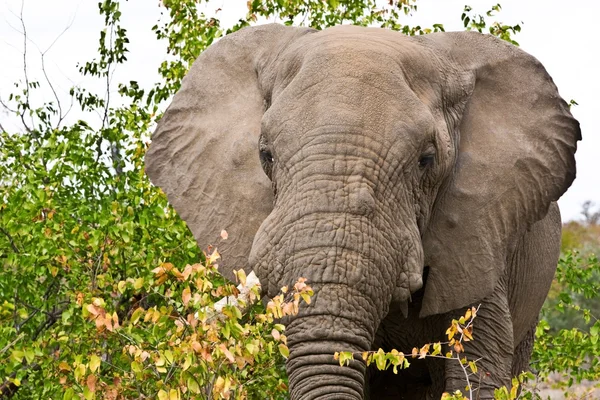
(145, 24, 580, 399)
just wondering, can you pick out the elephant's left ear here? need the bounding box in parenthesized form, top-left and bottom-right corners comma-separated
(418, 32, 580, 317)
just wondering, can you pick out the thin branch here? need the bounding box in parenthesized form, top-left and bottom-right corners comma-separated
(0, 226, 19, 253)
(19, 0, 30, 111)
(34, 7, 75, 129)
(32, 306, 66, 341)
(0, 97, 17, 114)
(40, 54, 62, 127)
(41, 14, 75, 56)
(0, 333, 24, 356)
(101, 24, 114, 130)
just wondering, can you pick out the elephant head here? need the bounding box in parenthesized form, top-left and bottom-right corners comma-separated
(145, 24, 579, 399)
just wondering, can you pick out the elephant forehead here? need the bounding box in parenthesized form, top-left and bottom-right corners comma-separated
(263, 29, 442, 142)
(273, 25, 448, 105)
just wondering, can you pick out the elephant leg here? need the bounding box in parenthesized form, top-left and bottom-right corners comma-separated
(511, 322, 536, 377)
(444, 280, 514, 399)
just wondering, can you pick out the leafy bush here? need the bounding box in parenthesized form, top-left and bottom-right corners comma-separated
(533, 252, 600, 388)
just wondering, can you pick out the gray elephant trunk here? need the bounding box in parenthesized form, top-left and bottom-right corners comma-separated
(250, 187, 423, 398)
(285, 284, 377, 400)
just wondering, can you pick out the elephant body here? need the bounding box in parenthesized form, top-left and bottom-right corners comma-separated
(146, 24, 580, 399)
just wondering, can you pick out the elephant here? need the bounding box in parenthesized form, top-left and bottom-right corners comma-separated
(145, 24, 580, 399)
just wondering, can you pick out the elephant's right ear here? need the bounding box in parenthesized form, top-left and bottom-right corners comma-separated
(145, 24, 311, 281)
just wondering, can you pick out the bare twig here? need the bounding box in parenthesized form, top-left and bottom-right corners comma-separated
(36, 9, 75, 129)
(0, 97, 17, 114)
(17, 0, 34, 132)
(20, 1, 28, 102)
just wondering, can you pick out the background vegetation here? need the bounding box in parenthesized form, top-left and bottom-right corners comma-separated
(0, 1, 598, 398)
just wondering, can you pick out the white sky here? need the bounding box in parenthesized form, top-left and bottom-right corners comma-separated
(1, 0, 598, 221)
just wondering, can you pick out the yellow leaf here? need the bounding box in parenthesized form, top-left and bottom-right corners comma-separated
(172, 268, 184, 280)
(278, 344, 289, 359)
(58, 361, 71, 372)
(431, 342, 442, 356)
(213, 376, 225, 395)
(510, 383, 519, 399)
(208, 249, 220, 264)
(464, 308, 472, 321)
(164, 350, 174, 365)
(169, 389, 179, 400)
(300, 292, 312, 305)
(463, 326, 474, 341)
(468, 361, 478, 374)
(131, 307, 144, 325)
(236, 269, 247, 286)
(157, 390, 168, 400)
(112, 312, 119, 329)
(89, 355, 101, 373)
(134, 278, 144, 290)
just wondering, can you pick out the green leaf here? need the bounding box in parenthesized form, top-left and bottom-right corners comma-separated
(63, 388, 75, 400)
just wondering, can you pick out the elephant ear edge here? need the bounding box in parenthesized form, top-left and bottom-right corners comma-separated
(145, 24, 312, 282)
(418, 31, 580, 317)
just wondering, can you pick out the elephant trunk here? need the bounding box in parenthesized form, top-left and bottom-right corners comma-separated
(250, 181, 424, 398)
(285, 284, 377, 400)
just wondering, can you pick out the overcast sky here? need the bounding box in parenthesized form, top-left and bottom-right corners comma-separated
(1, 0, 598, 221)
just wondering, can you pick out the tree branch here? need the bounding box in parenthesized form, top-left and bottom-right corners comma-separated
(0, 226, 19, 253)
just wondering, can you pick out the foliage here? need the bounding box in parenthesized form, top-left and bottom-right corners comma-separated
(335, 307, 480, 397)
(0, 0, 555, 398)
(460, 4, 521, 45)
(533, 252, 600, 388)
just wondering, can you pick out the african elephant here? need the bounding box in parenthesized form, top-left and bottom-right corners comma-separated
(145, 24, 580, 399)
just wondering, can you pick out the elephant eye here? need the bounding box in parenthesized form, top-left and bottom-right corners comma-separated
(259, 147, 274, 180)
(418, 153, 435, 169)
(260, 149, 274, 164)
